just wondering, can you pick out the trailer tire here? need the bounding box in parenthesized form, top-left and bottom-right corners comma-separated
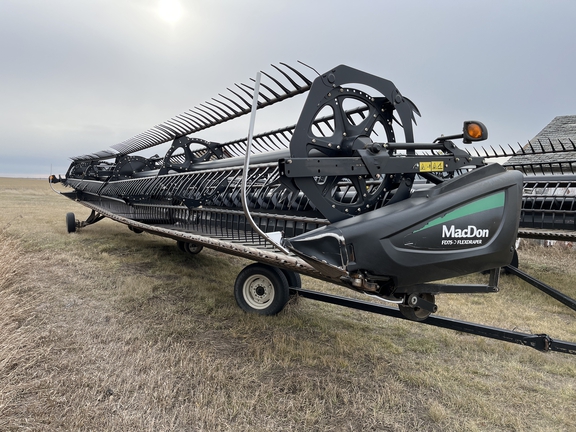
(280, 269, 302, 299)
(280, 269, 301, 289)
(128, 225, 144, 234)
(176, 240, 203, 255)
(234, 264, 290, 315)
(66, 212, 76, 233)
(184, 242, 203, 255)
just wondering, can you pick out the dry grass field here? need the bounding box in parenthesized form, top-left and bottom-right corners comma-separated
(1, 177, 576, 431)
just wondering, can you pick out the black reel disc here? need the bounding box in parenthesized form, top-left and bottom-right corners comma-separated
(291, 85, 413, 222)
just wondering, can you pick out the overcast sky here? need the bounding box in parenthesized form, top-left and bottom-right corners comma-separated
(1, 0, 575, 177)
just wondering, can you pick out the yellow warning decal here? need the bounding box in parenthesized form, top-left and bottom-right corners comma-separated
(419, 161, 444, 172)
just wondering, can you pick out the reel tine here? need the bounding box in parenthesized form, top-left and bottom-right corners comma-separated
(229, 85, 253, 108)
(270, 64, 303, 91)
(205, 100, 234, 118)
(279, 62, 313, 86)
(210, 98, 239, 116)
(518, 142, 526, 155)
(259, 70, 285, 96)
(146, 129, 168, 143)
(246, 79, 272, 103)
(237, 82, 258, 100)
(200, 103, 227, 121)
(156, 124, 178, 138)
(261, 134, 282, 151)
(312, 123, 326, 137)
(310, 115, 333, 135)
(174, 114, 197, 130)
(191, 107, 214, 125)
(164, 120, 186, 135)
(82, 63, 313, 160)
(220, 91, 247, 113)
(181, 112, 205, 129)
(151, 125, 173, 139)
(196, 105, 222, 123)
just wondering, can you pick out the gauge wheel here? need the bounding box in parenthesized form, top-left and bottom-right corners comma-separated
(234, 264, 290, 315)
(66, 212, 76, 233)
(504, 249, 519, 274)
(398, 293, 435, 322)
(184, 242, 203, 255)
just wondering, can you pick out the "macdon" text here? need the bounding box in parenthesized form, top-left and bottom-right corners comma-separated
(442, 225, 489, 238)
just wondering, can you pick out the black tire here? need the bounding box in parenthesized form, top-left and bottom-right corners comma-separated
(511, 249, 519, 268)
(184, 242, 203, 255)
(234, 264, 290, 315)
(280, 269, 302, 299)
(398, 293, 435, 322)
(128, 226, 144, 234)
(504, 249, 519, 274)
(176, 240, 187, 253)
(66, 212, 76, 233)
(280, 269, 302, 289)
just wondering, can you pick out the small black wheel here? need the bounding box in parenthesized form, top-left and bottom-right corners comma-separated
(234, 264, 290, 315)
(184, 242, 203, 255)
(128, 225, 144, 234)
(398, 293, 435, 322)
(66, 212, 76, 233)
(511, 248, 519, 268)
(504, 249, 519, 274)
(176, 240, 187, 253)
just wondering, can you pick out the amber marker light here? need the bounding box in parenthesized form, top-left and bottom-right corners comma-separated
(462, 120, 488, 143)
(467, 123, 482, 139)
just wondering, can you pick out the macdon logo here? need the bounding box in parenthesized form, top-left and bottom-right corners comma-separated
(442, 225, 490, 238)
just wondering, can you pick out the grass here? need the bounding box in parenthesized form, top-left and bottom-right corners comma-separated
(1, 177, 575, 431)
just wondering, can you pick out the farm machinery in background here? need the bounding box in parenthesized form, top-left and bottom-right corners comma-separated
(50, 63, 576, 355)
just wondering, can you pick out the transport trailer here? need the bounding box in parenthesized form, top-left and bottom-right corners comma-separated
(50, 63, 576, 355)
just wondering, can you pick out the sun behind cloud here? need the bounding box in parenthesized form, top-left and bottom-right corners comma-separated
(157, 0, 184, 24)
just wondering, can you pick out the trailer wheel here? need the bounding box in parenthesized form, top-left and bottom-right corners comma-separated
(128, 226, 144, 234)
(184, 242, 203, 255)
(176, 240, 203, 255)
(398, 293, 435, 322)
(280, 269, 301, 289)
(66, 212, 76, 233)
(234, 264, 290, 315)
(280, 269, 301, 298)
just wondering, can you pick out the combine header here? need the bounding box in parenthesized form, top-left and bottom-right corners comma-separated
(50, 63, 576, 354)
